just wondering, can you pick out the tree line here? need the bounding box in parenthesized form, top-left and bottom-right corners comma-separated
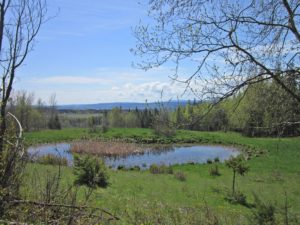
(10, 78, 299, 137)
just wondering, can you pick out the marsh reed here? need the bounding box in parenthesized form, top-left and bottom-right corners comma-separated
(70, 141, 145, 157)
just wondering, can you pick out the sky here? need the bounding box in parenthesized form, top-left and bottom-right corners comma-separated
(14, 0, 191, 105)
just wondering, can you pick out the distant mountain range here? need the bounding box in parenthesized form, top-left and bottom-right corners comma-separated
(57, 100, 192, 111)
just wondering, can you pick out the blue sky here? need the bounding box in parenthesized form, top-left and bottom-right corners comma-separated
(14, 0, 190, 105)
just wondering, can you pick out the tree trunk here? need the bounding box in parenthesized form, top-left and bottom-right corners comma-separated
(0, 1, 5, 154)
(232, 171, 236, 195)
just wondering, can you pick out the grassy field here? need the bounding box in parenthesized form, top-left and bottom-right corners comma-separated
(23, 128, 300, 224)
(25, 127, 272, 146)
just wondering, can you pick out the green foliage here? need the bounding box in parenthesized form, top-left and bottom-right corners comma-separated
(226, 155, 249, 176)
(108, 107, 125, 128)
(73, 155, 109, 188)
(88, 116, 101, 133)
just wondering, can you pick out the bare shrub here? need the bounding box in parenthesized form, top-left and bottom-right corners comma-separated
(6, 162, 118, 224)
(174, 171, 187, 182)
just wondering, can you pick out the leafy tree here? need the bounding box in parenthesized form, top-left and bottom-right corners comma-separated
(225, 155, 249, 195)
(124, 111, 141, 128)
(108, 107, 125, 128)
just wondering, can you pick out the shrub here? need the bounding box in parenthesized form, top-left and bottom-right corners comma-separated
(160, 164, 173, 174)
(250, 194, 276, 225)
(225, 191, 247, 206)
(36, 154, 68, 166)
(149, 164, 160, 174)
(214, 157, 220, 163)
(174, 171, 186, 181)
(149, 164, 173, 174)
(209, 165, 221, 176)
(130, 165, 141, 171)
(73, 155, 109, 188)
(117, 165, 126, 170)
(206, 159, 213, 164)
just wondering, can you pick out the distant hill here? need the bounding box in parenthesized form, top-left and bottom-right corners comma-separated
(57, 100, 192, 111)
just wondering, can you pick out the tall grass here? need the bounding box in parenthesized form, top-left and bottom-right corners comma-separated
(34, 154, 68, 166)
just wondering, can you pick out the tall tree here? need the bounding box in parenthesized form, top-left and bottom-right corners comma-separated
(0, 0, 47, 151)
(133, 0, 300, 103)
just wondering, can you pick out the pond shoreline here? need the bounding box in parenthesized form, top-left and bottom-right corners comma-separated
(27, 141, 241, 169)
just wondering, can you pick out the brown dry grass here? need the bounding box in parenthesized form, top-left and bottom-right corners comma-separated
(70, 141, 146, 157)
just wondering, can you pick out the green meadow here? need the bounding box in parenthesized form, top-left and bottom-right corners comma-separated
(22, 128, 300, 223)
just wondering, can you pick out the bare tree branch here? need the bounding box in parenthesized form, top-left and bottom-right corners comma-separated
(133, 0, 300, 103)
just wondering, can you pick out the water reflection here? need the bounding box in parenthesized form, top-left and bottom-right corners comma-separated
(28, 143, 239, 169)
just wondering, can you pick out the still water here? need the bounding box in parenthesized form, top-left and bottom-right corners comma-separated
(28, 143, 239, 168)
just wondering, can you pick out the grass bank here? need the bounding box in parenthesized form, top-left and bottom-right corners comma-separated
(25, 127, 265, 146)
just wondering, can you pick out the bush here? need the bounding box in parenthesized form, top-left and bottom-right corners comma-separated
(174, 171, 186, 181)
(149, 164, 160, 174)
(73, 155, 109, 188)
(36, 154, 68, 166)
(149, 164, 173, 174)
(214, 157, 220, 163)
(206, 159, 213, 164)
(117, 165, 126, 170)
(250, 194, 276, 225)
(209, 165, 221, 176)
(225, 191, 247, 206)
(129, 165, 141, 171)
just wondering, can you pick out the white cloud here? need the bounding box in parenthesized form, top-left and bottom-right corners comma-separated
(16, 65, 197, 104)
(22, 80, 192, 105)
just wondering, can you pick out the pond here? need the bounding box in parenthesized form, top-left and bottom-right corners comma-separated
(27, 143, 239, 169)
